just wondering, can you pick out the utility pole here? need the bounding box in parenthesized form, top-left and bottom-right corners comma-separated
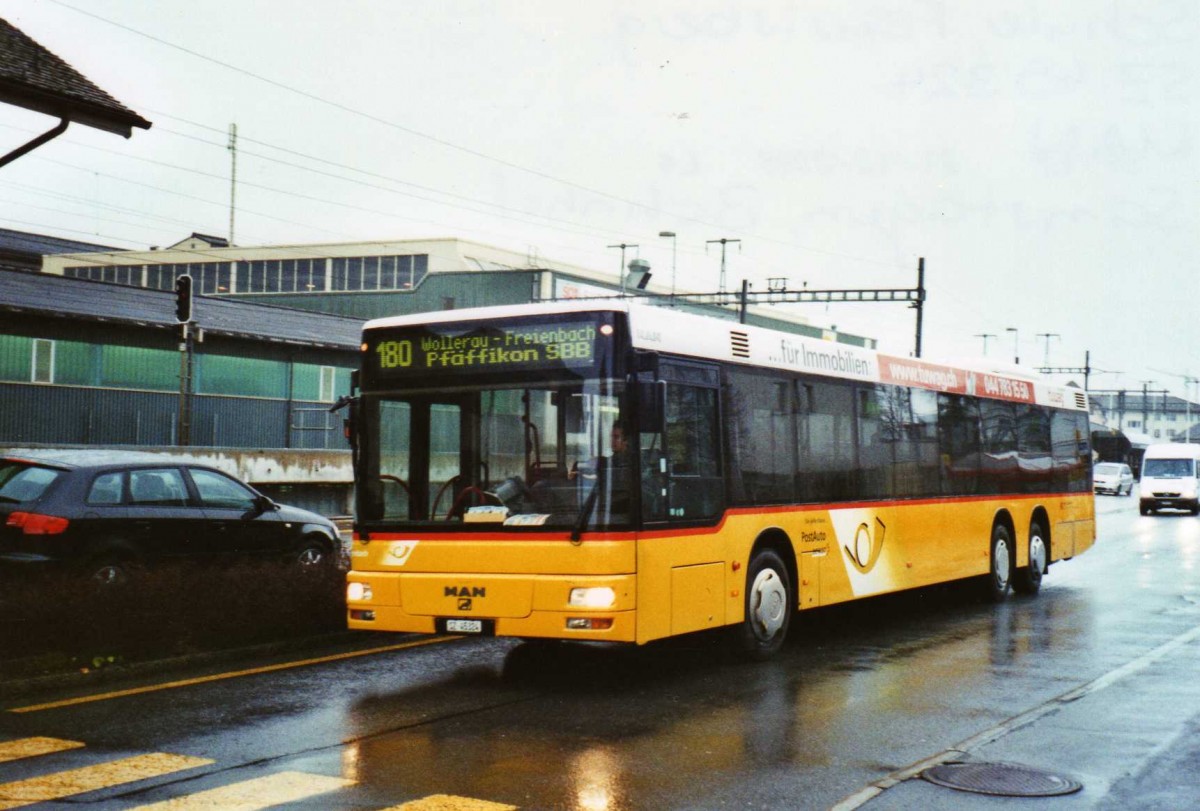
(659, 231, 677, 301)
(913, 257, 925, 358)
(607, 243, 639, 295)
(975, 333, 997, 355)
(227, 123, 238, 246)
(1036, 332, 1061, 366)
(1005, 327, 1020, 365)
(1038, 350, 1095, 392)
(706, 238, 741, 296)
(1140, 380, 1155, 432)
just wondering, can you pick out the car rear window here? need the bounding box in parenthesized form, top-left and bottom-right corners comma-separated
(88, 471, 125, 505)
(0, 461, 63, 503)
(1094, 464, 1120, 475)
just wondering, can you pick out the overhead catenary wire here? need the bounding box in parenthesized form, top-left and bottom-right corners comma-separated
(44, 0, 913, 275)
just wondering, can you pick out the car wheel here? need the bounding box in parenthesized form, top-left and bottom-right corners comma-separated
(88, 557, 132, 587)
(294, 537, 331, 569)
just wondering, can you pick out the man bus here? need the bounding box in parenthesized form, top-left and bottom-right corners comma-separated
(344, 301, 1094, 658)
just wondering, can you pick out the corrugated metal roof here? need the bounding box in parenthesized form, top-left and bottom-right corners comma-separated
(0, 17, 151, 136)
(0, 269, 362, 350)
(0, 227, 117, 257)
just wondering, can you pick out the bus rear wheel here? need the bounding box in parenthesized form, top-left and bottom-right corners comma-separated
(1013, 520, 1046, 595)
(735, 549, 792, 660)
(985, 523, 1013, 602)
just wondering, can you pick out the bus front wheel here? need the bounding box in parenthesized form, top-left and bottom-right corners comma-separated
(735, 548, 792, 660)
(985, 523, 1013, 602)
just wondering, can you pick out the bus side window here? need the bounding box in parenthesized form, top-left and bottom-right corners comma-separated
(662, 384, 723, 520)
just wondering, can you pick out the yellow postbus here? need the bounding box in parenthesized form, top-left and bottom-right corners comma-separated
(344, 301, 1094, 658)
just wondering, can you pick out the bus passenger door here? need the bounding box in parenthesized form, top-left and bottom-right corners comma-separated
(638, 363, 726, 641)
(374, 396, 469, 521)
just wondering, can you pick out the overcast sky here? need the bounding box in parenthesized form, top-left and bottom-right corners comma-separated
(3, 1, 1198, 399)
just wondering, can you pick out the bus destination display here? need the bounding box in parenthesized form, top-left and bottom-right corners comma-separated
(369, 319, 605, 377)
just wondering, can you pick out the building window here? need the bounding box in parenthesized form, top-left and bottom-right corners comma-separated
(319, 366, 336, 403)
(328, 255, 428, 291)
(32, 339, 54, 383)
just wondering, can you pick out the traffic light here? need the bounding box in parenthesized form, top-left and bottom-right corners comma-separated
(174, 274, 193, 323)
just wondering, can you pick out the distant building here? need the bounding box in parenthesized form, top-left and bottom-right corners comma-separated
(0, 257, 360, 513)
(40, 236, 876, 346)
(1090, 391, 1200, 442)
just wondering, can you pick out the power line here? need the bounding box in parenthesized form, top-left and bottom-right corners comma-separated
(47, 0, 913, 274)
(3, 120, 639, 251)
(146, 113, 638, 242)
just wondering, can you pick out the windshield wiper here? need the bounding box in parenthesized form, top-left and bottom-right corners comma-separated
(571, 458, 605, 543)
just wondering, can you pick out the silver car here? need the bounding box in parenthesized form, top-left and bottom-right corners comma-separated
(1094, 462, 1134, 496)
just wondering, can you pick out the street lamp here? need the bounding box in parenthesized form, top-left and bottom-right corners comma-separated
(658, 231, 677, 300)
(974, 333, 996, 356)
(1005, 327, 1019, 365)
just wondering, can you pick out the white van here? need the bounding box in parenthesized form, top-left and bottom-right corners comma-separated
(1139, 443, 1200, 515)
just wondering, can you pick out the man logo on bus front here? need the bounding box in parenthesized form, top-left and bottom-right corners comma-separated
(844, 517, 886, 574)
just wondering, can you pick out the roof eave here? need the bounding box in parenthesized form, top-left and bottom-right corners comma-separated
(0, 79, 152, 137)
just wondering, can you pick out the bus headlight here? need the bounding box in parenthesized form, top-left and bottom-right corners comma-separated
(347, 582, 373, 602)
(569, 587, 615, 608)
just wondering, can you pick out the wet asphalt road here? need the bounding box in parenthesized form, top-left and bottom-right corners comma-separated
(2, 490, 1199, 809)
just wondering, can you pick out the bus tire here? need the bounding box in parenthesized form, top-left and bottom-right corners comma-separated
(1013, 520, 1046, 595)
(985, 522, 1013, 602)
(735, 548, 791, 660)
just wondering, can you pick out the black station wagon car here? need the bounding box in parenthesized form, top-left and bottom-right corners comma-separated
(0, 450, 341, 584)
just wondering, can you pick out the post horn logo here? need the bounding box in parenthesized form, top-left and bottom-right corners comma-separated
(844, 517, 886, 574)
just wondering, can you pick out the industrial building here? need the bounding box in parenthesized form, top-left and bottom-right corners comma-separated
(3, 229, 874, 512)
(38, 234, 876, 343)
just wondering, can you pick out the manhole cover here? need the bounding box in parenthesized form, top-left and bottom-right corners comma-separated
(922, 761, 1083, 797)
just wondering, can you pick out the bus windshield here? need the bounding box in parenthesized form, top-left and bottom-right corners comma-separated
(357, 378, 633, 530)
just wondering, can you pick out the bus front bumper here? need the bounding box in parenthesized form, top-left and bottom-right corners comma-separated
(346, 572, 637, 643)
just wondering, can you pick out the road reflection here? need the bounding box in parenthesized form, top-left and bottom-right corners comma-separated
(340, 581, 1096, 810)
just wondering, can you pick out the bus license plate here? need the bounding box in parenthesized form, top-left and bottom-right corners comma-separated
(446, 619, 483, 633)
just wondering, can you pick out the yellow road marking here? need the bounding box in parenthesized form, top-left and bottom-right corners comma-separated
(0, 737, 84, 763)
(9, 636, 460, 714)
(127, 770, 353, 810)
(0, 752, 212, 809)
(385, 795, 518, 811)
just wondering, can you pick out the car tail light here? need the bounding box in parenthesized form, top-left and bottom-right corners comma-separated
(5, 512, 70, 535)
